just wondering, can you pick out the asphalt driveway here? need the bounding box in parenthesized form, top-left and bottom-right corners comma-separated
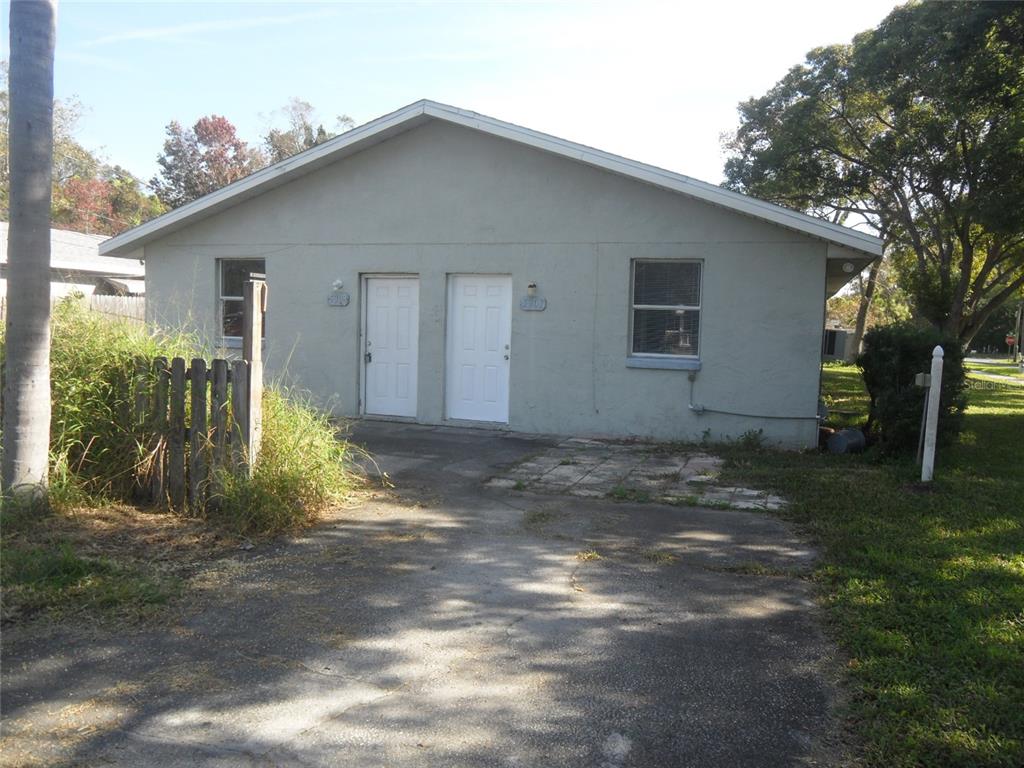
(1, 422, 845, 767)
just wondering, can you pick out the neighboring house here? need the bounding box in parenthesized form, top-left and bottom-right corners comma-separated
(0, 222, 145, 298)
(99, 100, 881, 448)
(822, 324, 852, 362)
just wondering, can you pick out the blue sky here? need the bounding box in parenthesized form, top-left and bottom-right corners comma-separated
(3, 0, 898, 185)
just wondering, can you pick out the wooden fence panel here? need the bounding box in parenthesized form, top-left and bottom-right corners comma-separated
(151, 357, 169, 505)
(190, 358, 208, 510)
(141, 353, 258, 512)
(211, 359, 229, 485)
(168, 357, 187, 510)
(133, 357, 149, 431)
(89, 295, 145, 322)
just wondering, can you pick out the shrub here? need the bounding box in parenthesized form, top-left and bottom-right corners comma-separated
(208, 388, 357, 536)
(857, 322, 967, 454)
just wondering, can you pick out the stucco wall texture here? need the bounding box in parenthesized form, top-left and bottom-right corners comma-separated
(142, 121, 828, 447)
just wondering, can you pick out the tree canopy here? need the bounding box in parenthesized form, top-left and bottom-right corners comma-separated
(724, 1, 1024, 344)
(152, 100, 355, 208)
(263, 97, 353, 165)
(1, 61, 165, 235)
(151, 115, 264, 209)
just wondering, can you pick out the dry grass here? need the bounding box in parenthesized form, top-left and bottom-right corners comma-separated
(1, 503, 238, 626)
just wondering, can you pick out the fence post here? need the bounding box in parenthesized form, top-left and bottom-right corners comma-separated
(133, 357, 149, 431)
(921, 345, 944, 482)
(151, 356, 169, 505)
(190, 358, 208, 510)
(242, 280, 265, 467)
(231, 359, 251, 474)
(210, 359, 229, 472)
(168, 357, 186, 510)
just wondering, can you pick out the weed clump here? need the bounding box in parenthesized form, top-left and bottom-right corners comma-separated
(210, 389, 356, 535)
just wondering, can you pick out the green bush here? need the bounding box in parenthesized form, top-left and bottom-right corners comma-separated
(1, 298, 357, 534)
(857, 322, 967, 454)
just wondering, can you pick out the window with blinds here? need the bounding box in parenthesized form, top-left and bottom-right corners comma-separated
(630, 260, 701, 358)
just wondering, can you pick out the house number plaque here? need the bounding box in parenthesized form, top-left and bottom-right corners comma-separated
(327, 292, 351, 307)
(519, 296, 546, 311)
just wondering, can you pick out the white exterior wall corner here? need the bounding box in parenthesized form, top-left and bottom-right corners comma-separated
(142, 120, 828, 448)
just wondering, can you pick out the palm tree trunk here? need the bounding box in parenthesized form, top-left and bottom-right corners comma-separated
(2, 1, 57, 499)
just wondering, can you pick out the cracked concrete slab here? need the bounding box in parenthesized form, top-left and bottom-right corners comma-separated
(1, 421, 839, 768)
(486, 439, 786, 512)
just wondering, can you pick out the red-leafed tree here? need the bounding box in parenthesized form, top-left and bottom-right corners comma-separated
(52, 176, 113, 234)
(151, 115, 264, 208)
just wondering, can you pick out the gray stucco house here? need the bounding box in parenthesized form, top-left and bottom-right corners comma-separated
(99, 100, 881, 448)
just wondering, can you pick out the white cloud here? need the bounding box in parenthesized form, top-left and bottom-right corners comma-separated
(81, 7, 340, 48)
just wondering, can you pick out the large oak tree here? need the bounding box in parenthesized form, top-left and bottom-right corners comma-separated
(724, 1, 1024, 346)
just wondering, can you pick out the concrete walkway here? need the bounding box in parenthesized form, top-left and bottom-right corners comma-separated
(1, 422, 845, 767)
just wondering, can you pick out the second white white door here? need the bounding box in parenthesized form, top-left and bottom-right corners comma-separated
(364, 277, 418, 417)
(446, 274, 512, 423)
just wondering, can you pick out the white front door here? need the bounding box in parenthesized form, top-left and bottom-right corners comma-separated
(446, 274, 512, 423)
(364, 277, 419, 417)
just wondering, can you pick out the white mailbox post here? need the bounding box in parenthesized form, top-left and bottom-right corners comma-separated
(921, 345, 944, 482)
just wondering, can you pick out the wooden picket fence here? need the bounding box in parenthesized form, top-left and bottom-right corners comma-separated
(139, 279, 266, 512)
(137, 355, 261, 512)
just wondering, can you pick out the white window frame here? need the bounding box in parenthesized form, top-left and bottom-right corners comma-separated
(629, 259, 702, 360)
(217, 258, 266, 347)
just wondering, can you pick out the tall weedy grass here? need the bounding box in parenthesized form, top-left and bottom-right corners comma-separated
(210, 388, 357, 535)
(41, 297, 197, 504)
(2, 297, 357, 534)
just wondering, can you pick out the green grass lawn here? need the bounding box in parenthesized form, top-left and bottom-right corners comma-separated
(721, 364, 1023, 767)
(965, 359, 1024, 380)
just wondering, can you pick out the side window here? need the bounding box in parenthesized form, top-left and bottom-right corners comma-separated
(218, 259, 266, 339)
(630, 260, 701, 358)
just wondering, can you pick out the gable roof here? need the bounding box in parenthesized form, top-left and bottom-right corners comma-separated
(99, 99, 883, 258)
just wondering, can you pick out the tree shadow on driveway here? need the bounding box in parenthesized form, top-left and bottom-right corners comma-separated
(0, 423, 848, 767)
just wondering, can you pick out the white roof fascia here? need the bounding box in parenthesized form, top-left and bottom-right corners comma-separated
(99, 99, 883, 258)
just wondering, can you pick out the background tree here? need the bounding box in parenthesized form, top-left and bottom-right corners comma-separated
(151, 115, 264, 208)
(3, 0, 57, 498)
(1, 62, 164, 234)
(969, 297, 1024, 353)
(724, 1, 1024, 346)
(104, 165, 165, 231)
(51, 166, 166, 235)
(1, 62, 97, 219)
(51, 176, 112, 233)
(827, 258, 910, 344)
(262, 97, 353, 164)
